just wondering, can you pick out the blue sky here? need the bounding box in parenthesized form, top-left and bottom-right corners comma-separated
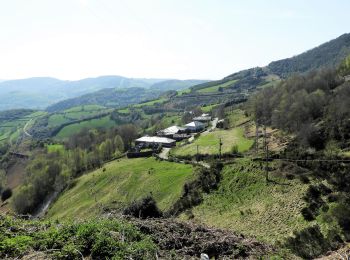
(0, 0, 349, 80)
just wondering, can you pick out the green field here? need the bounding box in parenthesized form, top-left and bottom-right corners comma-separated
(117, 108, 130, 114)
(182, 159, 312, 244)
(177, 88, 191, 95)
(47, 144, 65, 154)
(145, 114, 182, 133)
(48, 105, 111, 127)
(0, 110, 47, 144)
(64, 105, 106, 112)
(47, 158, 195, 220)
(172, 127, 253, 156)
(48, 114, 70, 126)
(197, 79, 237, 93)
(226, 109, 251, 128)
(56, 116, 116, 139)
(201, 104, 218, 113)
(133, 98, 166, 108)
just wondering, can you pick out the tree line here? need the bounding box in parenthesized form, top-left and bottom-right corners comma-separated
(12, 124, 139, 214)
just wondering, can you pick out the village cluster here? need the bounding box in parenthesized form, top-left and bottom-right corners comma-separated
(127, 113, 213, 157)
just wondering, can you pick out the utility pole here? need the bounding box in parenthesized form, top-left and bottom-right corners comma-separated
(219, 138, 223, 160)
(255, 122, 259, 155)
(263, 125, 269, 183)
(196, 145, 199, 162)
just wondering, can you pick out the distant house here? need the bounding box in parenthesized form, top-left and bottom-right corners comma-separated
(185, 121, 205, 132)
(157, 126, 186, 137)
(135, 136, 176, 147)
(193, 113, 212, 123)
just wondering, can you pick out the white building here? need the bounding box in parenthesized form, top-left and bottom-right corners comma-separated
(193, 113, 212, 123)
(135, 136, 176, 147)
(157, 126, 186, 137)
(185, 121, 205, 132)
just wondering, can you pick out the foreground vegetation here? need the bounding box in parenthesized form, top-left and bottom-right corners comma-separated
(0, 216, 157, 259)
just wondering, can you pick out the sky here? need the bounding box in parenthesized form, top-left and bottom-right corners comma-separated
(0, 0, 349, 81)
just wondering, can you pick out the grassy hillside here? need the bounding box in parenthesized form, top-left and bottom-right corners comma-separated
(197, 79, 237, 93)
(182, 159, 312, 244)
(47, 105, 111, 127)
(47, 158, 196, 220)
(55, 115, 116, 139)
(0, 110, 46, 144)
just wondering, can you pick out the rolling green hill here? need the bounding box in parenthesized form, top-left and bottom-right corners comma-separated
(47, 158, 196, 220)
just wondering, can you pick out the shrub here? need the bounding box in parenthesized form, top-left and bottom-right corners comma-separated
(0, 236, 33, 257)
(0, 217, 158, 259)
(284, 225, 330, 259)
(231, 144, 239, 154)
(1, 188, 12, 202)
(301, 207, 315, 221)
(123, 196, 163, 219)
(299, 175, 310, 184)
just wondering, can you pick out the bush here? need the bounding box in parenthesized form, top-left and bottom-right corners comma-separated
(231, 144, 239, 154)
(284, 225, 330, 259)
(0, 236, 33, 257)
(123, 196, 163, 219)
(0, 217, 158, 259)
(301, 207, 315, 221)
(1, 188, 12, 202)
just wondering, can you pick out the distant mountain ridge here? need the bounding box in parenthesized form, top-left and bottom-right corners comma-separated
(192, 33, 350, 93)
(0, 76, 207, 111)
(46, 87, 161, 112)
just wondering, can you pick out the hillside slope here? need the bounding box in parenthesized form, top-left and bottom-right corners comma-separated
(47, 158, 196, 220)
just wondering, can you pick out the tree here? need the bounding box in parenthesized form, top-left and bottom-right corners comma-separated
(118, 124, 138, 150)
(113, 135, 124, 153)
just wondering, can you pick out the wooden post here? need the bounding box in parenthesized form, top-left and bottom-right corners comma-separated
(196, 145, 199, 162)
(255, 123, 259, 155)
(219, 138, 223, 160)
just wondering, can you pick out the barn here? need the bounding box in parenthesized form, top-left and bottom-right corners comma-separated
(135, 136, 176, 147)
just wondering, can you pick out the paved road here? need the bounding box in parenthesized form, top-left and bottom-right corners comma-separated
(23, 119, 33, 137)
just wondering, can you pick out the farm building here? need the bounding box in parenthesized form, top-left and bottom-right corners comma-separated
(135, 136, 176, 147)
(185, 121, 205, 132)
(157, 125, 186, 137)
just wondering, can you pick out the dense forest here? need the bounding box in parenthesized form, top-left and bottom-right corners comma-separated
(247, 68, 350, 150)
(267, 33, 350, 77)
(246, 60, 350, 258)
